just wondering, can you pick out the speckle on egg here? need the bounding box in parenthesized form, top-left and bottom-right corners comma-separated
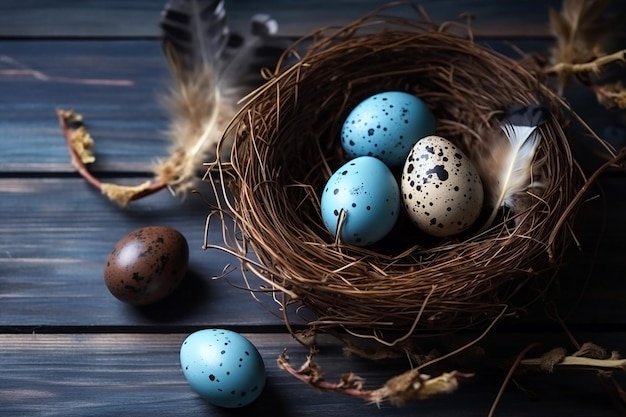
(341, 91, 435, 167)
(321, 156, 400, 246)
(401, 136, 484, 237)
(180, 329, 266, 408)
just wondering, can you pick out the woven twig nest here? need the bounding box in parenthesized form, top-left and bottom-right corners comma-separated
(208, 5, 589, 346)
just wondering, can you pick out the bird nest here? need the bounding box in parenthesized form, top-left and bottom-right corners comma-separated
(206, 6, 590, 346)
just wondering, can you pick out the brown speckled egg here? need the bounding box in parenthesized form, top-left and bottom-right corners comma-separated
(104, 226, 189, 305)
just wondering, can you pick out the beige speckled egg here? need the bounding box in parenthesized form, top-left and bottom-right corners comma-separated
(104, 226, 189, 305)
(401, 135, 483, 237)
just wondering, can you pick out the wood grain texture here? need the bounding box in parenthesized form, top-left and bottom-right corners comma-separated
(0, 0, 570, 38)
(2, 2, 626, 416)
(0, 332, 624, 417)
(0, 174, 624, 329)
(2, 38, 625, 173)
(0, 40, 169, 173)
(0, 176, 291, 329)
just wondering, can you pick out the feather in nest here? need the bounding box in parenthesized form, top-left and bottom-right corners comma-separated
(472, 104, 549, 233)
(155, 0, 290, 195)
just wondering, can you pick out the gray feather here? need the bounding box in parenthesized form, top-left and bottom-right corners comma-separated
(160, 0, 229, 75)
(504, 104, 549, 127)
(156, 1, 294, 190)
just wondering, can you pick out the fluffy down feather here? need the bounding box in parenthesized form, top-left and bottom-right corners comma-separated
(156, 0, 290, 195)
(475, 104, 549, 233)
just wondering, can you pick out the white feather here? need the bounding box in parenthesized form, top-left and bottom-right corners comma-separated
(497, 124, 540, 207)
(479, 122, 541, 232)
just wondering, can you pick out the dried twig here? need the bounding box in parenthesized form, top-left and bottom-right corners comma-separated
(521, 355, 626, 372)
(546, 49, 626, 75)
(277, 348, 473, 406)
(57, 109, 167, 206)
(521, 342, 626, 373)
(592, 82, 626, 109)
(548, 0, 621, 93)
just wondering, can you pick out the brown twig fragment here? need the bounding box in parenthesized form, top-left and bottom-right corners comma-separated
(521, 355, 626, 372)
(57, 108, 167, 206)
(546, 49, 626, 75)
(592, 82, 626, 109)
(547, 0, 621, 93)
(520, 342, 626, 373)
(277, 349, 473, 406)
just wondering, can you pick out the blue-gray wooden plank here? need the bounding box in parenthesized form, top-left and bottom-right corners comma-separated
(0, 40, 170, 173)
(0, 175, 624, 328)
(0, 332, 624, 417)
(0, 176, 291, 329)
(4, 38, 625, 173)
(0, 0, 571, 38)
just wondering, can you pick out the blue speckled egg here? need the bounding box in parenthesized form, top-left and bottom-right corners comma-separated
(341, 91, 435, 167)
(180, 329, 266, 408)
(321, 156, 400, 246)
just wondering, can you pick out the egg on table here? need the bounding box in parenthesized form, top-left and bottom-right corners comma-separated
(180, 329, 266, 408)
(400, 135, 484, 237)
(341, 91, 435, 167)
(321, 156, 400, 246)
(103, 226, 189, 305)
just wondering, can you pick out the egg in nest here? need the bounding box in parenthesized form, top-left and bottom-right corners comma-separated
(401, 135, 484, 237)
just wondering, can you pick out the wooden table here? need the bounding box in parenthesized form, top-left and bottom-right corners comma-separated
(2, 1, 626, 415)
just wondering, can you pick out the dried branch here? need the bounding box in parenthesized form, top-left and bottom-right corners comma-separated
(593, 81, 626, 109)
(546, 48, 626, 75)
(520, 342, 626, 373)
(548, 0, 621, 93)
(277, 348, 473, 406)
(57, 109, 167, 206)
(521, 356, 626, 372)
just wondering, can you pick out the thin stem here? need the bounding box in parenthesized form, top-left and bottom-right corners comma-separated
(546, 49, 626, 75)
(521, 356, 626, 371)
(487, 342, 543, 417)
(56, 108, 167, 203)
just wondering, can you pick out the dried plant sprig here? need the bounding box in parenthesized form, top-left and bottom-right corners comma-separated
(593, 81, 626, 109)
(547, 48, 626, 75)
(57, 2, 289, 206)
(548, 0, 622, 93)
(57, 109, 167, 206)
(60, 110, 95, 164)
(277, 349, 473, 406)
(521, 342, 626, 373)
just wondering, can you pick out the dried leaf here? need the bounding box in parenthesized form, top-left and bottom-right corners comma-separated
(339, 372, 365, 390)
(278, 349, 470, 405)
(293, 329, 317, 347)
(61, 110, 95, 165)
(100, 181, 153, 207)
(594, 81, 626, 109)
(278, 349, 324, 384)
(69, 127, 95, 164)
(573, 342, 608, 359)
(374, 369, 468, 406)
(539, 347, 567, 372)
